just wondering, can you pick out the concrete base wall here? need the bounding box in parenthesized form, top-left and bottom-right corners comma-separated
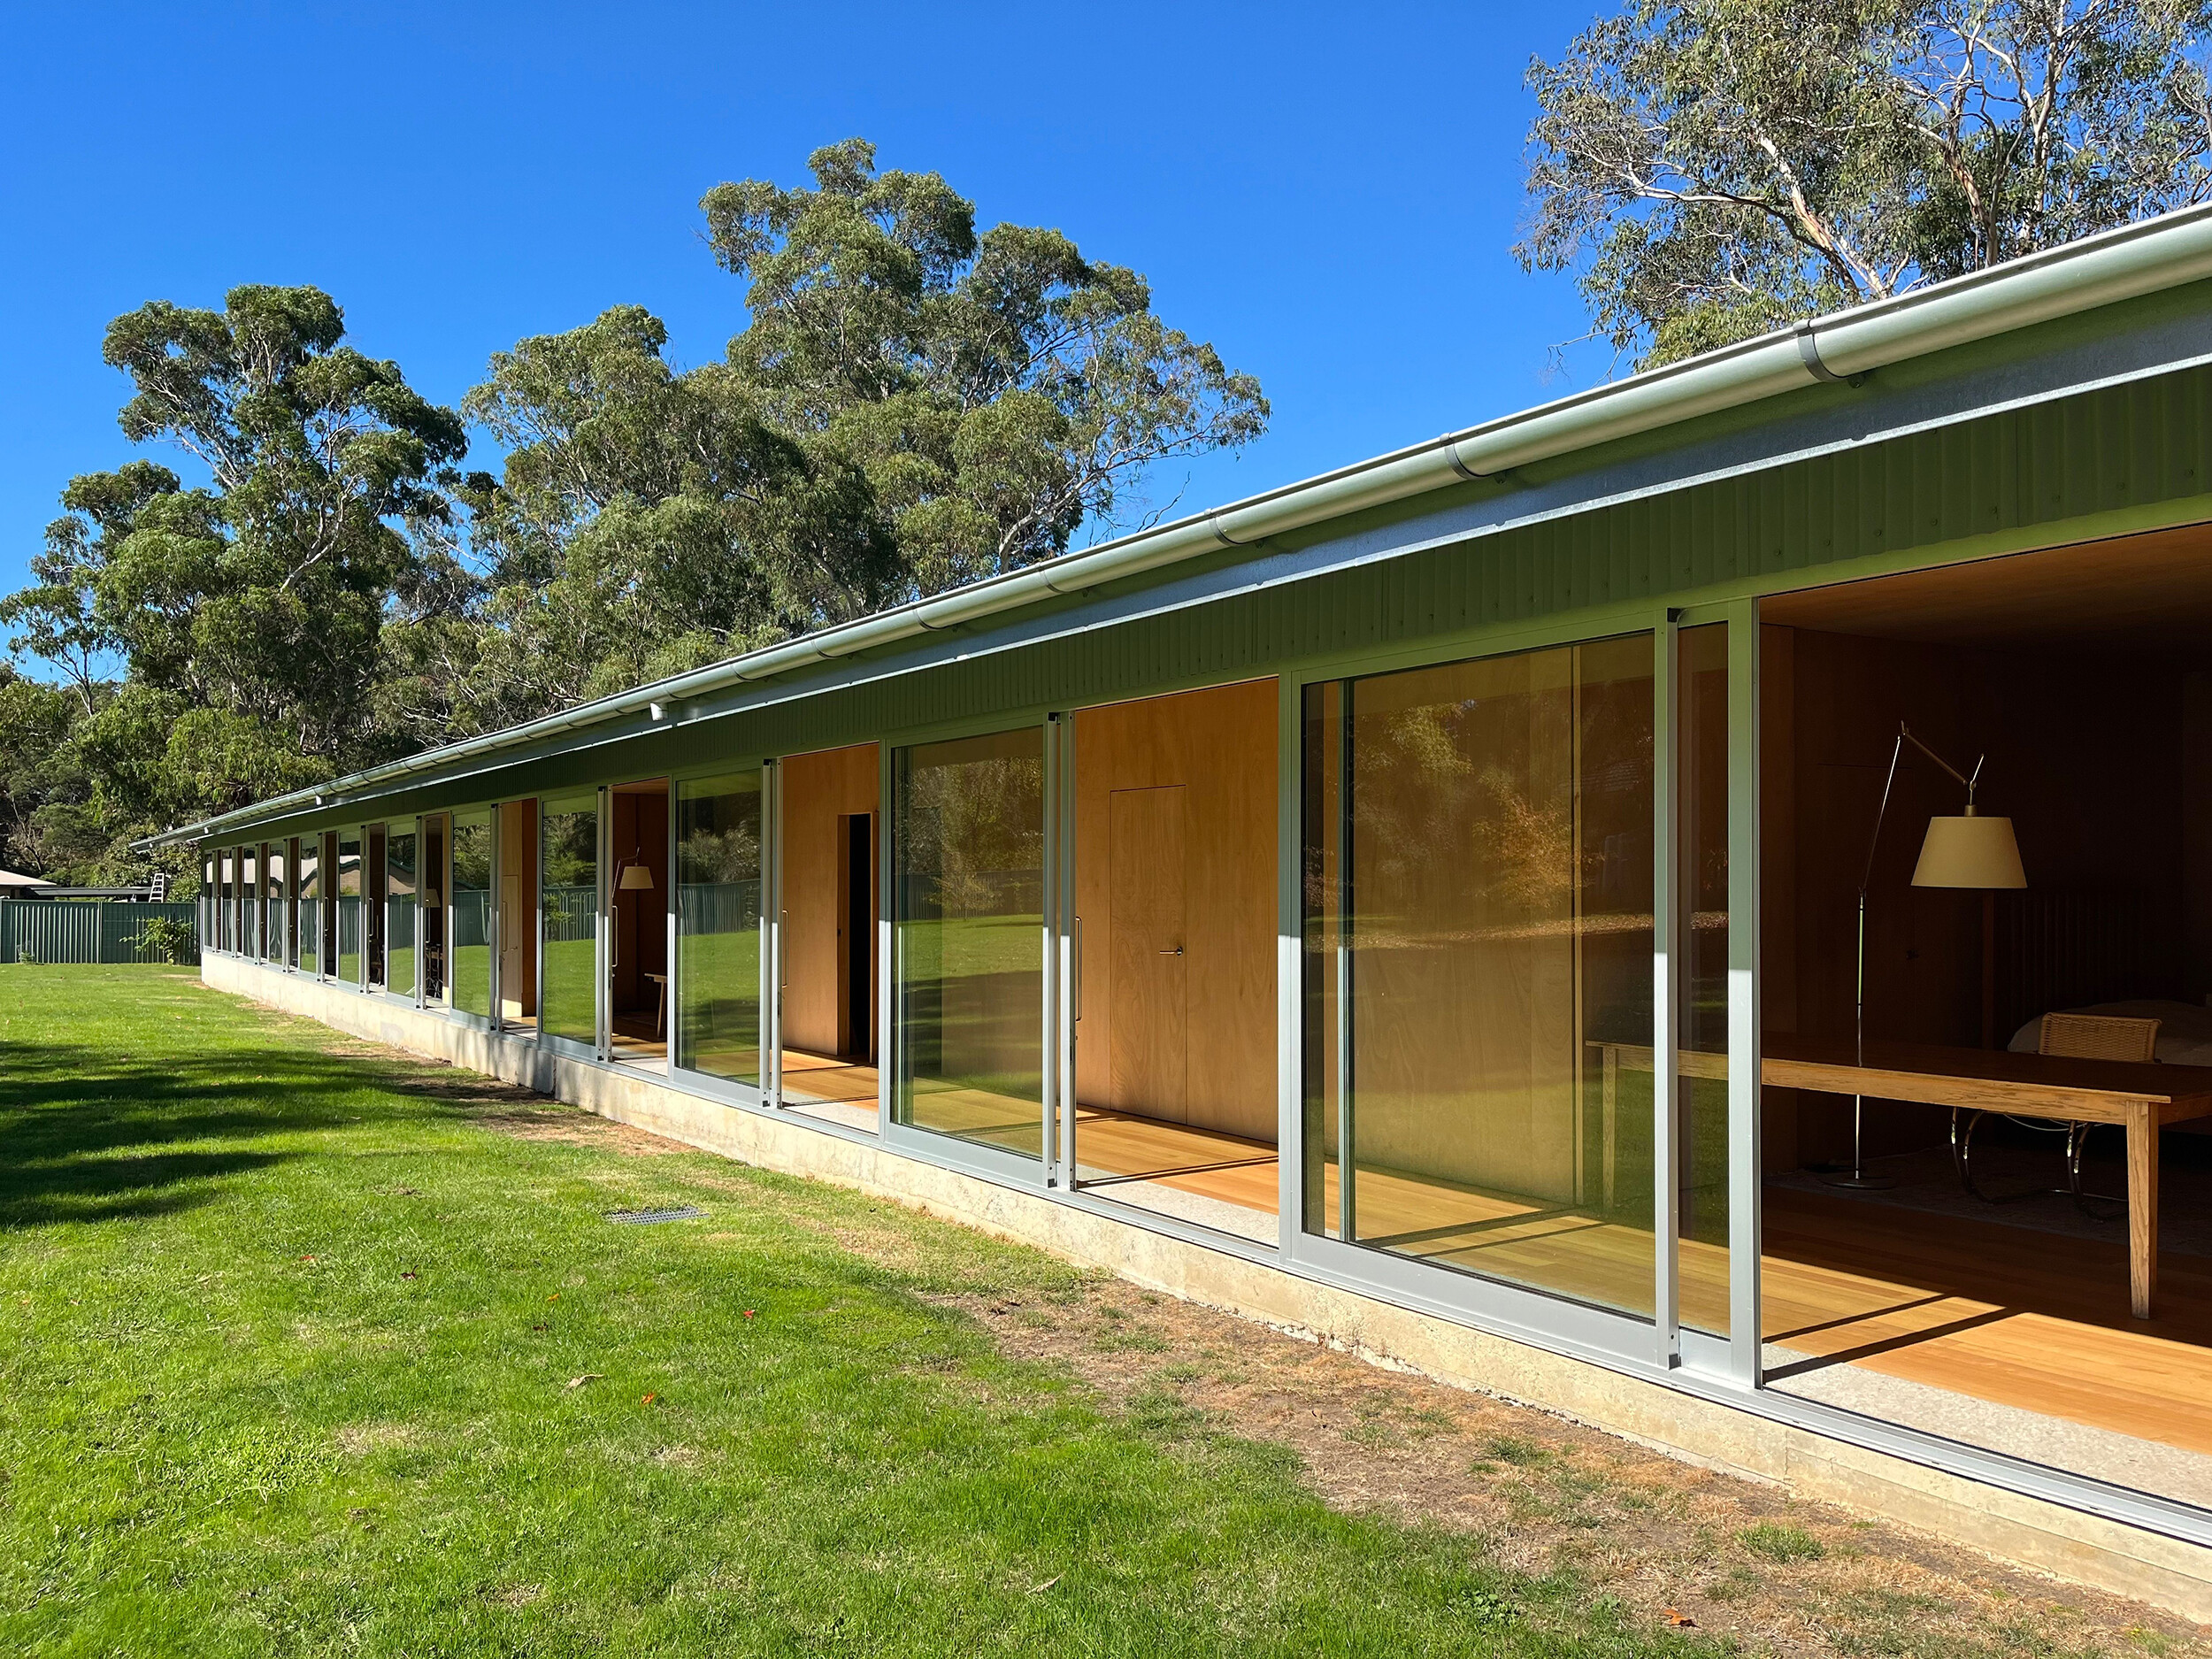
(205, 954, 2212, 1622)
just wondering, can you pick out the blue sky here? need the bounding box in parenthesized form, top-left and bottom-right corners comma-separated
(0, 2, 1601, 604)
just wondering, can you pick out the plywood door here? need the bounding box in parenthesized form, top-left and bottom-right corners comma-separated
(1072, 680, 1277, 1141)
(1110, 786, 1188, 1122)
(780, 745, 880, 1058)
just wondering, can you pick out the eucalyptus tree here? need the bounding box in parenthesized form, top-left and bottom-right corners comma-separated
(431, 139, 1269, 729)
(1521, 0, 2212, 366)
(1, 285, 466, 857)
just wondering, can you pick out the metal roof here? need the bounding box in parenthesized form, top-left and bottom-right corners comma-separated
(147, 202, 2212, 846)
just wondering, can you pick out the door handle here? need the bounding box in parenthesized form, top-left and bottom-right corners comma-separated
(1160, 946, 1184, 956)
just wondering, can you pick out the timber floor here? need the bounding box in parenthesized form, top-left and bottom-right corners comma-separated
(780, 1050, 879, 1133)
(1761, 1183, 2212, 1460)
(609, 1015, 665, 1067)
(1073, 1108, 1280, 1211)
(780, 1050, 877, 1105)
(1063, 1116, 2212, 1462)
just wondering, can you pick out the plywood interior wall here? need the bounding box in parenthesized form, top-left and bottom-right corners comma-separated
(608, 787, 669, 1017)
(499, 798, 539, 1019)
(1762, 622, 2197, 1166)
(780, 743, 879, 1059)
(1074, 680, 1277, 1142)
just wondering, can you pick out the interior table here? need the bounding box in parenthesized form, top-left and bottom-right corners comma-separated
(1590, 1034, 2212, 1319)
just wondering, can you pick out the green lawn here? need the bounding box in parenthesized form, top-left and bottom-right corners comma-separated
(0, 966, 1717, 1658)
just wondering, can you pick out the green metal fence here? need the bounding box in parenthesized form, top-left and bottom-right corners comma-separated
(0, 901, 201, 965)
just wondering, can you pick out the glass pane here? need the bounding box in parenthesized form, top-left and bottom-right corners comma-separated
(421, 818, 447, 1001)
(1302, 636, 1658, 1321)
(218, 849, 234, 952)
(387, 826, 418, 998)
(1301, 680, 1346, 1233)
(268, 843, 288, 967)
(298, 838, 321, 975)
(676, 771, 764, 1085)
(288, 841, 303, 966)
(242, 847, 260, 958)
(1678, 625, 1732, 1336)
(450, 812, 494, 1018)
(261, 843, 273, 959)
(893, 727, 1044, 1158)
(365, 827, 388, 987)
(337, 833, 364, 985)
(541, 794, 600, 1046)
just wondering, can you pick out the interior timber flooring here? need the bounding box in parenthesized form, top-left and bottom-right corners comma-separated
(609, 1015, 666, 1068)
(1072, 1106, 1279, 1243)
(1760, 1183, 2212, 1486)
(780, 1051, 879, 1133)
(1056, 1115, 2212, 1490)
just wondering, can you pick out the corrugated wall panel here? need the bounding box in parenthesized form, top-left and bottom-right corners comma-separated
(0, 902, 198, 964)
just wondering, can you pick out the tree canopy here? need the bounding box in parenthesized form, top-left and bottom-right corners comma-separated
(387, 140, 1267, 739)
(1521, 0, 2212, 366)
(2, 142, 1267, 885)
(1, 285, 465, 882)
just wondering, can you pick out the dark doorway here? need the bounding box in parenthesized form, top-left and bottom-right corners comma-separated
(838, 811, 874, 1059)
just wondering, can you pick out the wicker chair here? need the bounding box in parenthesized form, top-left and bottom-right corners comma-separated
(1951, 1012, 2159, 1212)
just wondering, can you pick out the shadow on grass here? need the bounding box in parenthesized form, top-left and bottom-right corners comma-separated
(0, 1033, 479, 1229)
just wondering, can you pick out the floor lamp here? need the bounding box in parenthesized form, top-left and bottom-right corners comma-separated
(1827, 722, 2027, 1189)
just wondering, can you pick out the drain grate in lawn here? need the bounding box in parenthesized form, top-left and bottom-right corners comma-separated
(605, 1204, 707, 1224)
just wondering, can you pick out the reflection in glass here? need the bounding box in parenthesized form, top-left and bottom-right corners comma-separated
(1302, 636, 1657, 1319)
(541, 794, 600, 1047)
(366, 826, 388, 987)
(450, 812, 494, 1018)
(387, 826, 418, 998)
(337, 833, 364, 985)
(268, 843, 289, 967)
(421, 818, 447, 1001)
(297, 839, 320, 974)
(242, 846, 261, 959)
(218, 849, 234, 953)
(1678, 625, 1732, 1335)
(676, 771, 764, 1085)
(893, 728, 1044, 1158)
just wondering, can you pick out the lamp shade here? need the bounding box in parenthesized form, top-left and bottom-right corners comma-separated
(618, 862, 656, 891)
(1911, 812, 2025, 889)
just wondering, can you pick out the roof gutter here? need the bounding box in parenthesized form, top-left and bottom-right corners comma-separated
(149, 203, 2212, 848)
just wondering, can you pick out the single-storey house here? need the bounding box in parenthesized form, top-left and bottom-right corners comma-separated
(154, 204, 2212, 1617)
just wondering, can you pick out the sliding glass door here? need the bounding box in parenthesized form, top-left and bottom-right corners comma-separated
(297, 837, 321, 975)
(892, 726, 1049, 1163)
(1301, 634, 1658, 1319)
(386, 824, 418, 1000)
(675, 769, 765, 1088)
(336, 831, 365, 986)
(450, 810, 494, 1019)
(541, 791, 601, 1051)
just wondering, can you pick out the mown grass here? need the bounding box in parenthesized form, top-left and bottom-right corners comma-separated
(0, 965, 1721, 1657)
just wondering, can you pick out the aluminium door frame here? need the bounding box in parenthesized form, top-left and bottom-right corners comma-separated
(1051, 711, 1077, 1189)
(596, 786, 613, 1062)
(1663, 595, 1763, 1389)
(1271, 600, 1702, 1375)
(656, 757, 777, 1109)
(877, 710, 1060, 1187)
